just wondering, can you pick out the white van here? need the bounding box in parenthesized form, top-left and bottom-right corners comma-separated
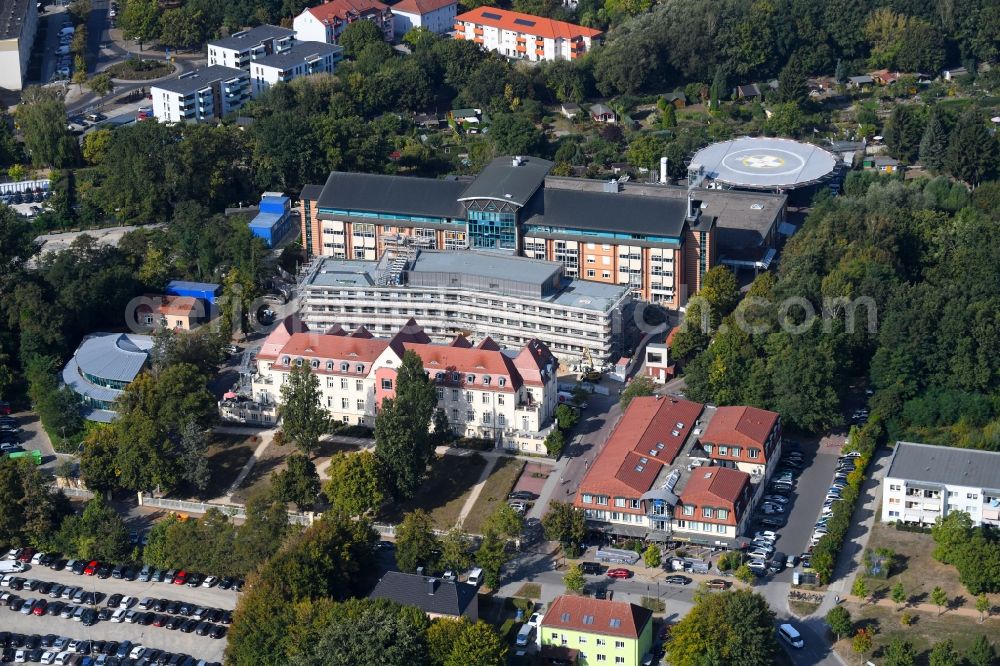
(778, 623, 804, 648)
(466, 568, 484, 586)
(515, 623, 535, 647)
(0, 560, 26, 573)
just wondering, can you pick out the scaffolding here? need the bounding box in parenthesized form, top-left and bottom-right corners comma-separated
(374, 234, 434, 286)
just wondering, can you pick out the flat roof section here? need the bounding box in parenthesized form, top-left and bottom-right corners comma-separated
(208, 24, 294, 51)
(250, 40, 343, 70)
(152, 66, 246, 95)
(458, 156, 553, 207)
(307, 259, 379, 288)
(409, 249, 562, 286)
(692, 137, 837, 189)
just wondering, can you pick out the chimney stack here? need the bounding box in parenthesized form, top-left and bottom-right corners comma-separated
(427, 577, 438, 595)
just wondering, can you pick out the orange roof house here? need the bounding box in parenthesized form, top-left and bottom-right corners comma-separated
(453, 7, 600, 62)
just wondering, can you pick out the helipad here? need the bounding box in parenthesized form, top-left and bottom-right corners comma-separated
(691, 137, 838, 190)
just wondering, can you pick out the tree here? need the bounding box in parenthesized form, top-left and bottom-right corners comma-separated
(81, 128, 112, 166)
(375, 350, 437, 500)
(709, 66, 726, 111)
(88, 72, 113, 97)
(14, 90, 76, 167)
(395, 509, 440, 573)
(850, 627, 874, 656)
(976, 592, 990, 623)
(544, 429, 565, 458)
(884, 105, 926, 164)
(883, 634, 916, 666)
(777, 56, 808, 105)
(118, 0, 160, 47)
(554, 403, 578, 430)
(825, 605, 852, 641)
(542, 501, 586, 556)
(642, 543, 661, 568)
(734, 564, 755, 585)
(834, 59, 846, 83)
(931, 585, 948, 615)
(966, 635, 997, 666)
(666, 589, 777, 666)
(919, 108, 948, 173)
(272, 454, 321, 511)
(946, 109, 999, 186)
(661, 103, 677, 129)
(484, 503, 524, 541)
(563, 563, 585, 594)
(620, 376, 655, 411)
(178, 419, 210, 496)
(489, 114, 542, 156)
(890, 581, 906, 610)
(929, 639, 960, 666)
(852, 577, 869, 604)
(279, 364, 330, 456)
(443, 622, 506, 666)
(432, 409, 451, 444)
(323, 451, 384, 517)
(699, 266, 740, 320)
(427, 618, 467, 666)
(339, 20, 384, 58)
(53, 495, 130, 561)
(475, 530, 509, 589)
(439, 528, 473, 574)
(627, 134, 666, 171)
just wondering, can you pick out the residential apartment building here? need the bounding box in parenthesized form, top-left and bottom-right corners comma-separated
(243, 317, 560, 452)
(0, 0, 37, 90)
(700, 405, 782, 481)
(881, 441, 1000, 528)
(293, 0, 394, 45)
(453, 6, 600, 62)
(299, 156, 728, 309)
(207, 25, 295, 70)
(249, 41, 343, 96)
(150, 66, 251, 123)
(574, 396, 772, 545)
(298, 249, 631, 364)
(540, 595, 654, 666)
(391, 0, 456, 35)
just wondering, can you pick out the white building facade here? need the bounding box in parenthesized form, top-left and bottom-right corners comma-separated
(207, 25, 295, 70)
(453, 6, 600, 63)
(0, 0, 38, 90)
(881, 441, 1000, 528)
(293, 0, 394, 45)
(249, 42, 343, 96)
(150, 67, 251, 123)
(391, 0, 457, 35)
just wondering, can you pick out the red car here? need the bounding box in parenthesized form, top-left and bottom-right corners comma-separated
(0, 401, 11, 415)
(173, 570, 188, 585)
(17, 548, 35, 563)
(606, 568, 632, 579)
(32, 599, 47, 616)
(84, 560, 100, 575)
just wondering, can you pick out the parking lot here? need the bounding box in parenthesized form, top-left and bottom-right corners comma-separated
(1, 563, 237, 663)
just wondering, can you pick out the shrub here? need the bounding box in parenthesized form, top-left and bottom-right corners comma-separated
(900, 612, 913, 626)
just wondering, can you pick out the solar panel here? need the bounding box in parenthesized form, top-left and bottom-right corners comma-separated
(482, 11, 502, 19)
(514, 18, 536, 26)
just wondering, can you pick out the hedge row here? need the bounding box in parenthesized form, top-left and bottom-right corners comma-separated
(809, 415, 885, 585)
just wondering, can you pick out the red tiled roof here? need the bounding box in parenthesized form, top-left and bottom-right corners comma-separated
(512, 338, 556, 387)
(392, 0, 454, 15)
(679, 466, 750, 525)
(144, 294, 199, 317)
(455, 6, 601, 41)
(305, 0, 389, 22)
(701, 406, 778, 448)
(543, 595, 652, 640)
(576, 397, 703, 501)
(402, 341, 521, 391)
(279, 332, 391, 364)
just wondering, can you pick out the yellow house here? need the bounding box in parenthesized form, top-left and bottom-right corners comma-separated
(135, 294, 207, 332)
(540, 595, 654, 666)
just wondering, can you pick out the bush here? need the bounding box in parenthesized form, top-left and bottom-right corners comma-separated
(900, 612, 914, 626)
(641, 596, 666, 612)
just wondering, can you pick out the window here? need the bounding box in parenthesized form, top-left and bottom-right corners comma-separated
(356, 399, 365, 410)
(716, 523, 726, 533)
(583, 494, 593, 503)
(615, 658, 625, 664)
(748, 448, 760, 459)
(356, 364, 364, 373)
(498, 377, 506, 387)
(578, 636, 588, 644)
(341, 398, 348, 409)
(717, 509, 728, 520)
(703, 507, 713, 518)
(381, 378, 392, 390)
(587, 269, 596, 277)
(615, 498, 626, 507)
(596, 639, 606, 646)
(595, 496, 608, 506)
(615, 641, 625, 648)
(718, 446, 728, 456)
(596, 656, 606, 663)
(498, 395, 505, 406)
(467, 374, 475, 383)
(340, 378, 348, 390)
(703, 444, 712, 455)
(340, 362, 349, 372)
(683, 505, 694, 516)
(482, 394, 490, 404)
(890, 484, 902, 492)
(467, 411, 474, 421)
(967, 493, 979, 500)
(731, 447, 741, 458)
(888, 510, 899, 517)
(466, 392, 474, 404)
(356, 380, 364, 391)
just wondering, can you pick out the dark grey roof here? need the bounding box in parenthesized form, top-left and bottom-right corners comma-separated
(370, 572, 477, 616)
(409, 249, 562, 286)
(0, 0, 32, 40)
(208, 25, 294, 51)
(299, 184, 323, 201)
(152, 66, 246, 95)
(316, 172, 466, 219)
(530, 187, 689, 238)
(250, 40, 343, 70)
(887, 441, 1000, 490)
(458, 156, 553, 207)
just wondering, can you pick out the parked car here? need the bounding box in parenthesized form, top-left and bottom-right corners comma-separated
(665, 575, 691, 585)
(606, 568, 632, 579)
(580, 562, 603, 575)
(705, 579, 730, 590)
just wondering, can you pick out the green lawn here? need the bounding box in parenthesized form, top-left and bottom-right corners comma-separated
(175, 434, 255, 500)
(378, 453, 488, 530)
(462, 456, 525, 534)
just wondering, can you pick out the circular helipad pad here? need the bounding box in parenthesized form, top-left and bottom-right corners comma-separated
(692, 137, 837, 189)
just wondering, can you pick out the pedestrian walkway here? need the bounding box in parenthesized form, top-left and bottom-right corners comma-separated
(849, 595, 996, 622)
(455, 455, 498, 528)
(217, 427, 276, 502)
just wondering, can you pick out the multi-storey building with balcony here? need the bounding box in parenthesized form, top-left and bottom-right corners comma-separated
(453, 6, 600, 62)
(207, 25, 295, 70)
(249, 40, 344, 96)
(293, 0, 394, 45)
(243, 316, 560, 452)
(298, 248, 631, 364)
(298, 155, 736, 310)
(150, 66, 251, 123)
(881, 441, 1000, 528)
(574, 395, 772, 545)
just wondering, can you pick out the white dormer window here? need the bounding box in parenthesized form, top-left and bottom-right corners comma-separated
(311, 360, 320, 369)
(452, 372, 460, 382)
(466, 374, 475, 383)
(281, 356, 290, 365)
(341, 362, 349, 372)
(498, 377, 506, 387)
(326, 361, 334, 370)
(435, 372, 444, 380)
(483, 376, 491, 385)
(356, 364, 364, 373)
(295, 358, 303, 367)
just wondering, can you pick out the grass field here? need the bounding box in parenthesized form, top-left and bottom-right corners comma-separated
(378, 453, 488, 529)
(176, 434, 255, 500)
(462, 456, 525, 534)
